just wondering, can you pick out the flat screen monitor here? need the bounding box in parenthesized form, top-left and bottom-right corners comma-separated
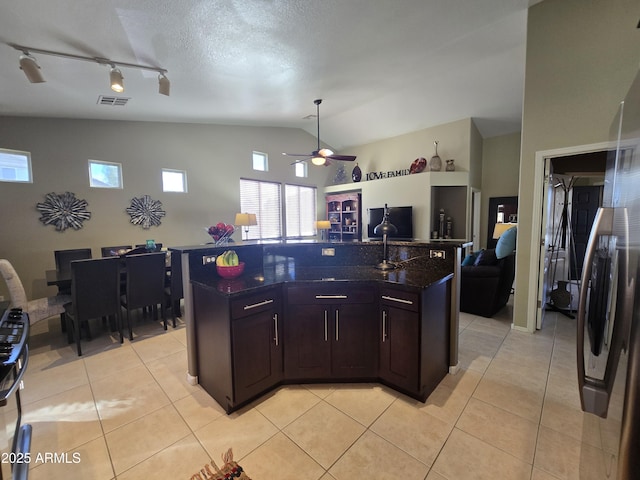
(368, 206, 413, 239)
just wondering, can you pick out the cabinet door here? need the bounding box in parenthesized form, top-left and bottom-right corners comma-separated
(331, 303, 377, 378)
(379, 304, 420, 393)
(285, 304, 332, 378)
(232, 306, 282, 405)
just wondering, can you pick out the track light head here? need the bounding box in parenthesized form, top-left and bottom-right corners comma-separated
(158, 73, 170, 96)
(19, 53, 45, 83)
(109, 67, 124, 93)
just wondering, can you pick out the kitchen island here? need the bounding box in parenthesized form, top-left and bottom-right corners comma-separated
(173, 241, 462, 413)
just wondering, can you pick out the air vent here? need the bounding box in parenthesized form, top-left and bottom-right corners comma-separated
(97, 95, 130, 106)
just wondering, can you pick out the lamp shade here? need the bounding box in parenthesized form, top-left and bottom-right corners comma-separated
(493, 222, 517, 239)
(235, 213, 257, 226)
(316, 220, 331, 230)
(311, 155, 326, 166)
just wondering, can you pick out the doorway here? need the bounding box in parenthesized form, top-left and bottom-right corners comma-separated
(531, 143, 612, 331)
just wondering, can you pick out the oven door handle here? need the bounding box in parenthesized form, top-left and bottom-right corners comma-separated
(0, 344, 29, 406)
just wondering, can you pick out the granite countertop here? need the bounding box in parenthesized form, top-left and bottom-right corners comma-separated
(192, 259, 453, 296)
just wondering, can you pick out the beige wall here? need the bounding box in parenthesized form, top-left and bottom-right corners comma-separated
(0, 117, 332, 300)
(514, 0, 640, 330)
(481, 132, 521, 248)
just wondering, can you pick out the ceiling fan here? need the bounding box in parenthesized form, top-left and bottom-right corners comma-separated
(282, 99, 357, 166)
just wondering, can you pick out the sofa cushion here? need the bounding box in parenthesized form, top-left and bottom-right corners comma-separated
(495, 226, 517, 259)
(461, 252, 478, 266)
(474, 249, 498, 266)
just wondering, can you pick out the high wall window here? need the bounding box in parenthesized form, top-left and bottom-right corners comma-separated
(294, 161, 308, 178)
(162, 168, 187, 192)
(88, 159, 123, 188)
(0, 148, 32, 183)
(252, 151, 268, 172)
(239, 178, 282, 240)
(285, 184, 317, 238)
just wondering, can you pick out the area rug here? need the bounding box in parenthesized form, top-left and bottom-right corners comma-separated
(190, 448, 252, 480)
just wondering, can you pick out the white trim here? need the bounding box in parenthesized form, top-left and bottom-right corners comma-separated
(528, 141, 616, 332)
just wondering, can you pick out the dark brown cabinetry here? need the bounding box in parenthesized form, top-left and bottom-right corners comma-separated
(285, 284, 377, 379)
(326, 192, 362, 242)
(193, 284, 282, 413)
(379, 282, 450, 401)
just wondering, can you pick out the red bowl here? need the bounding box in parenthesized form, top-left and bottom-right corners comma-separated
(216, 262, 245, 279)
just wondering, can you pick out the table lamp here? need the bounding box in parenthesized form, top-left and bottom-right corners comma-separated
(374, 204, 398, 270)
(316, 220, 331, 241)
(493, 222, 517, 239)
(235, 212, 257, 241)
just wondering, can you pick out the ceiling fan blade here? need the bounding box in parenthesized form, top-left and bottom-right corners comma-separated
(282, 152, 312, 157)
(290, 157, 311, 165)
(326, 154, 357, 162)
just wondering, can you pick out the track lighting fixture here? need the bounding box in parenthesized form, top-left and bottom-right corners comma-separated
(18, 53, 45, 83)
(158, 73, 170, 96)
(109, 67, 124, 93)
(10, 43, 169, 96)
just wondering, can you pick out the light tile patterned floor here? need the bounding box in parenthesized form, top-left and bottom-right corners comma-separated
(17, 300, 618, 479)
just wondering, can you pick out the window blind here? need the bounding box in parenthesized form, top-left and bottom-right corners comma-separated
(285, 184, 317, 238)
(239, 178, 282, 240)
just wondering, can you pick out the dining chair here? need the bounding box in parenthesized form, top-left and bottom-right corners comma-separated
(53, 248, 92, 292)
(63, 257, 122, 356)
(121, 252, 168, 338)
(164, 251, 182, 328)
(0, 258, 70, 326)
(100, 245, 132, 257)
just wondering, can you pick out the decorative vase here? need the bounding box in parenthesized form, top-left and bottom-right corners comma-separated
(429, 141, 442, 171)
(352, 163, 362, 182)
(550, 280, 572, 309)
(446, 159, 455, 171)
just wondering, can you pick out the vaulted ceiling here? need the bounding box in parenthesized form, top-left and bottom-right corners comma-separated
(0, 0, 542, 150)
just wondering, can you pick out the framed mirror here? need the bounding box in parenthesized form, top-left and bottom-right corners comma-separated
(487, 196, 518, 249)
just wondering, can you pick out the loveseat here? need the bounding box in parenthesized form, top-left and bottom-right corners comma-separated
(460, 249, 516, 317)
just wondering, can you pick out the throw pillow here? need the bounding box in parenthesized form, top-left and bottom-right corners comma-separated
(474, 249, 498, 266)
(461, 252, 478, 266)
(495, 226, 517, 259)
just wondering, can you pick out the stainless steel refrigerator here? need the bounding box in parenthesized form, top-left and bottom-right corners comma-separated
(577, 69, 640, 479)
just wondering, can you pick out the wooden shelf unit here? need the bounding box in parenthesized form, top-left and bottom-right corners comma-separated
(326, 192, 362, 242)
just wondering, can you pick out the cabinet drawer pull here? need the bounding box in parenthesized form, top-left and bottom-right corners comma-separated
(382, 310, 387, 342)
(273, 313, 279, 346)
(324, 310, 328, 341)
(243, 299, 274, 310)
(381, 295, 413, 305)
(315, 294, 348, 299)
(335, 310, 339, 341)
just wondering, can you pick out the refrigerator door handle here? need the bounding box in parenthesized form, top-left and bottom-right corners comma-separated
(577, 207, 614, 417)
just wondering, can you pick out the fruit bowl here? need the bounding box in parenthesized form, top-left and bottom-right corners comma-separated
(217, 262, 245, 279)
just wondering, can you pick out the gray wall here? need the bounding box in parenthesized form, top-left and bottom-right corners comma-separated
(0, 117, 332, 299)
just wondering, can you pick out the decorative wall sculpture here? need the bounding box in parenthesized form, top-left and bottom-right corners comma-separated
(36, 192, 92, 231)
(126, 195, 166, 229)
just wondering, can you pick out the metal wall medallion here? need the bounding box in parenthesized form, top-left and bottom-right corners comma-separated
(126, 195, 166, 229)
(36, 192, 92, 231)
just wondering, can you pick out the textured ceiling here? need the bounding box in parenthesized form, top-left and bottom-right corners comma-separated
(0, 0, 541, 150)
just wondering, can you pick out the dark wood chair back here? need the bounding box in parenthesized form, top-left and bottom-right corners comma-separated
(101, 245, 132, 257)
(54, 248, 92, 274)
(166, 251, 183, 326)
(65, 256, 122, 355)
(122, 252, 168, 332)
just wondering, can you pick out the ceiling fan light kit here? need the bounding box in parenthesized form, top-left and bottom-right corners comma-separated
(11, 43, 170, 96)
(283, 99, 357, 166)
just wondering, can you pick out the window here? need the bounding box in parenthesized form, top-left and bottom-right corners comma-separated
(285, 184, 317, 238)
(162, 168, 187, 192)
(239, 178, 282, 240)
(252, 151, 268, 171)
(294, 161, 308, 178)
(0, 148, 32, 183)
(88, 160, 123, 188)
